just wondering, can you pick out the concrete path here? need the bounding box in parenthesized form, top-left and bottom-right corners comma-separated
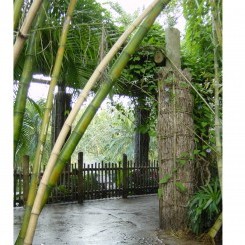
(14, 195, 163, 245)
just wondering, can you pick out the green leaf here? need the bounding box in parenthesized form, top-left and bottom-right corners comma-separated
(173, 168, 178, 173)
(200, 151, 207, 157)
(175, 182, 188, 193)
(193, 149, 200, 155)
(177, 159, 187, 166)
(203, 198, 212, 209)
(159, 173, 171, 184)
(201, 122, 208, 127)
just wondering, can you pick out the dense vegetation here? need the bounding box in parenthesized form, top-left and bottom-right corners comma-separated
(13, 0, 222, 243)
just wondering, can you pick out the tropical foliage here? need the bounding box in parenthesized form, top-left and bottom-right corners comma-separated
(13, 0, 222, 243)
(15, 98, 51, 168)
(187, 177, 222, 235)
(180, 0, 222, 188)
(14, 0, 117, 89)
(73, 96, 158, 163)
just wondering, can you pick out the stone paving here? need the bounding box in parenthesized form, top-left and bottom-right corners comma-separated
(14, 195, 164, 245)
(14, 195, 210, 245)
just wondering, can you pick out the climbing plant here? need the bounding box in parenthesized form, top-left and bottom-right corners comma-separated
(181, 0, 222, 187)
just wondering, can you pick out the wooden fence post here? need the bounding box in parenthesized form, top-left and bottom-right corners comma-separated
(78, 152, 84, 203)
(122, 154, 128, 198)
(14, 168, 17, 207)
(22, 155, 29, 206)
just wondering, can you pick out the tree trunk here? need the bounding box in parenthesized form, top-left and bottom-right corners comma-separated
(157, 28, 195, 230)
(51, 87, 72, 183)
(134, 98, 150, 166)
(51, 88, 72, 148)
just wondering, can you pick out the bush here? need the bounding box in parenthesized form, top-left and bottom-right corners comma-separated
(187, 177, 222, 234)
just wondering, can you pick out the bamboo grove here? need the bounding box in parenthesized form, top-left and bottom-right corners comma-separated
(14, 0, 171, 244)
(14, 0, 222, 244)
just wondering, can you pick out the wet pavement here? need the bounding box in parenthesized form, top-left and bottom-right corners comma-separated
(14, 195, 164, 245)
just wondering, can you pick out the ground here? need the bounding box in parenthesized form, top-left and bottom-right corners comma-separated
(14, 195, 212, 245)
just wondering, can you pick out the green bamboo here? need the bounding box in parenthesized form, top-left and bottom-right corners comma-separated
(23, 1, 171, 243)
(14, 0, 43, 67)
(14, 0, 24, 31)
(206, 6, 222, 241)
(30, 0, 161, 225)
(210, 0, 222, 48)
(15, 1, 77, 244)
(214, 49, 222, 190)
(212, 1, 222, 191)
(14, 1, 49, 156)
(208, 213, 222, 240)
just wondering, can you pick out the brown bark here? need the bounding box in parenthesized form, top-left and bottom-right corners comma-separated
(157, 28, 195, 230)
(134, 99, 150, 166)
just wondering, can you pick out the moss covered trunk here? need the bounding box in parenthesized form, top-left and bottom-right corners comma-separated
(157, 28, 195, 230)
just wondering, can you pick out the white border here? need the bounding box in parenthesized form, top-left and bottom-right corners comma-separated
(223, 0, 245, 244)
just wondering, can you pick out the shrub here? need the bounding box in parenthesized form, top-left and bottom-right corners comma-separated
(187, 177, 222, 234)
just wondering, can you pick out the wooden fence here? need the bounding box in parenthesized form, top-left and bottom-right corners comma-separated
(13, 153, 159, 207)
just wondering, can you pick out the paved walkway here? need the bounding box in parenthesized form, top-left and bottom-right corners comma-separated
(14, 195, 163, 245)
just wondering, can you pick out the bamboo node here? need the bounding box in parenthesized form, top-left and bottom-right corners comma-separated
(18, 31, 29, 39)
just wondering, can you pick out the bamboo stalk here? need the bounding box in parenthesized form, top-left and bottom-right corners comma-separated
(23, 1, 171, 243)
(15, 1, 77, 244)
(212, 0, 222, 191)
(19, 0, 163, 239)
(210, 0, 222, 48)
(208, 213, 222, 239)
(36, 0, 163, 202)
(206, 6, 222, 241)
(42, 0, 169, 207)
(214, 50, 222, 190)
(14, 0, 44, 67)
(14, 0, 24, 31)
(14, 1, 49, 156)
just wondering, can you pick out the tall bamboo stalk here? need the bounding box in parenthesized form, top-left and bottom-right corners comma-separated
(15, 1, 77, 244)
(15, 0, 159, 243)
(14, 1, 49, 156)
(18, 0, 161, 239)
(25, 0, 161, 227)
(14, 0, 24, 31)
(23, 1, 171, 243)
(16, 1, 162, 243)
(208, 213, 222, 240)
(210, 0, 222, 48)
(207, 4, 222, 240)
(14, 0, 43, 67)
(213, 5, 222, 192)
(214, 47, 222, 190)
